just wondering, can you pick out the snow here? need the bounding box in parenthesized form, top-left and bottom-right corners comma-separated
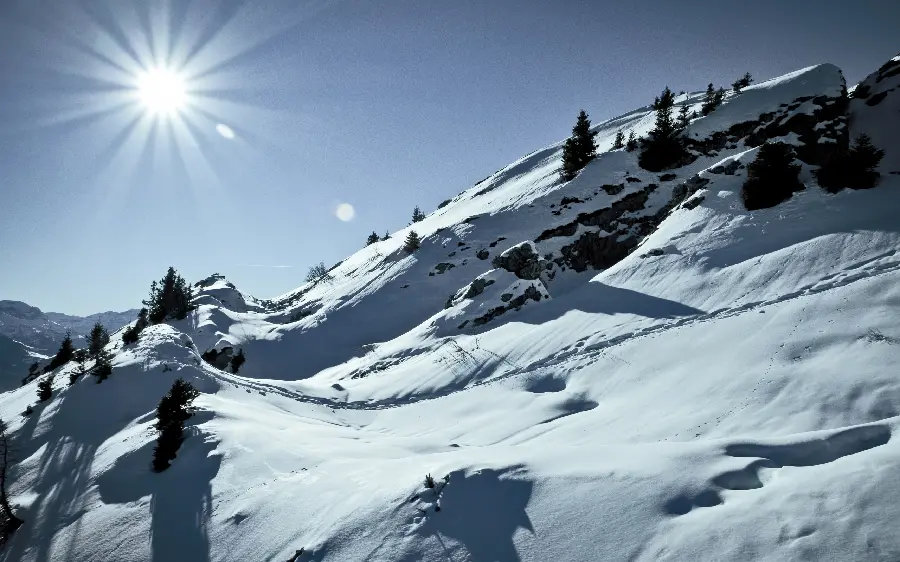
(2, 56, 900, 562)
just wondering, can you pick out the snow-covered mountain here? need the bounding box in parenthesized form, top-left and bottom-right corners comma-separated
(2, 54, 899, 562)
(0, 301, 138, 390)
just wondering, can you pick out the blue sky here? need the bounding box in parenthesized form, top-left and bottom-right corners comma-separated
(0, 0, 897, 315)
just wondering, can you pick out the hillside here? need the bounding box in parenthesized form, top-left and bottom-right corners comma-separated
(0, 302, 138, 391)
(1, 54, 899, 562)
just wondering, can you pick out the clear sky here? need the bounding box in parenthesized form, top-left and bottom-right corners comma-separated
(0, 0, 897, 315)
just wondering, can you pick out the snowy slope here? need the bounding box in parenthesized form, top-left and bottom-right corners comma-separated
(0, 301, 138, 391)
(2, 54, 900, 562)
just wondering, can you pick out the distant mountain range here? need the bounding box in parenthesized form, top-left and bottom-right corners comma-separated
(0, 300, 138, 389)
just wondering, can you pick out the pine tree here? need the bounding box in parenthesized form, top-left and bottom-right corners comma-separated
(741, 142, 803, 210)
(848, 133, 885, 177)
(143, 267, 194, 324)
(676, 105, 691, 130)
(36, 378, 52, 402)
(403, 230, 421, 253)
(612, 131, 625, 150)
(230, 349, 246, 374)
(639, 87, 689, 171)
(382, 231, 391, 241)
(22, 361, 41, 386)
(366, 231, 380, 246)
(701, 83, 716, 115)
(152, 378, 200, 472)
(732, 79, 743, 93)
(87, 322, 110, 357)
(625, 131, 638, 152)
(411, 206, 426, 223)
(739, 72, 753, 88)
(48, 332, 75, 370)
(560, 110, 599, 181)
(818, 133, 886, 191)
(92, 349, 113, 383)
(714, 87, 726, 106)
(122, 308, 149, 345)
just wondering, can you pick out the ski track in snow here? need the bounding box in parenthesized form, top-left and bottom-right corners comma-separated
(209, 248, 900, 412)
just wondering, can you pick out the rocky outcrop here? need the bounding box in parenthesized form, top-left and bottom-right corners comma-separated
(491, 242, 546, 280)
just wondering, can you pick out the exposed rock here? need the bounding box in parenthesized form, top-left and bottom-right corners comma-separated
(488, 237, 507, 248)
(434, 263, 455, 275)
(536, 186, 654, 242)
(682, 196, 706, 210)
(476, 249, 490, 260)
(640, 248, 665, 258)
(659, 173, 677, 182)
(625, 176, 642, 183)
(492, 242, 545, 280)
(558, 231, 638, 272)
(463, 278, 495, 300)
(472, 285, 544, 327)
(560, 196, 584, 206)
(601, 184, 624, 195)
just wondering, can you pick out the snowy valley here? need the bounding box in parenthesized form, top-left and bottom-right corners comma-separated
(1, 54, 899, 562)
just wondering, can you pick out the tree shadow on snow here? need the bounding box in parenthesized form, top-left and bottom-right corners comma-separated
(416, 468, 534, 562)
(97, 423, 221, 562)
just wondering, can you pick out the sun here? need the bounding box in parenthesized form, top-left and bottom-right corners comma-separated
(136, 67, 188, 116)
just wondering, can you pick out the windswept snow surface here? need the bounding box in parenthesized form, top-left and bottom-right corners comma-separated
(2, 58, 900, 562)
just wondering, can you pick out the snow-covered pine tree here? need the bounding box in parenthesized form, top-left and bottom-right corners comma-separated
(612, 131, 625, 149)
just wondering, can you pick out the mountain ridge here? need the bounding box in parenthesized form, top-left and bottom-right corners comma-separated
(1, 53, 899, 561)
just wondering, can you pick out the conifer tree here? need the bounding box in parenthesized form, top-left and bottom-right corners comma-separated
(676, 105, 691, 130)
(122, 308, 149, 345)
(152, 378, 200, 472)
(732, 79, 743, 93)
(625, 131, 638, 152)
(366, 231, 380, 246)
(560, 110, 599, 181)
(230, 349, 246, 374)
(848, 133, 885, 183)
(701, 83, 717, 115)
(411, 206, 426, 223)
(714, 87, 726, 106)
(741, 142, 803, 210)
(36, 377, 52, 402)
(22, 362, 41, 386)
(92, 349, 113, 383)
(143, 267, 194, 324)
(382, 231, 391, 241)
(48, 332, 75, 370)
(639, 87, 689, 171)
(817, 133, 886, 191)
(403, 230, 421, 253)
(612, 131, 625, 150)
(87, 322, 110, 357)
